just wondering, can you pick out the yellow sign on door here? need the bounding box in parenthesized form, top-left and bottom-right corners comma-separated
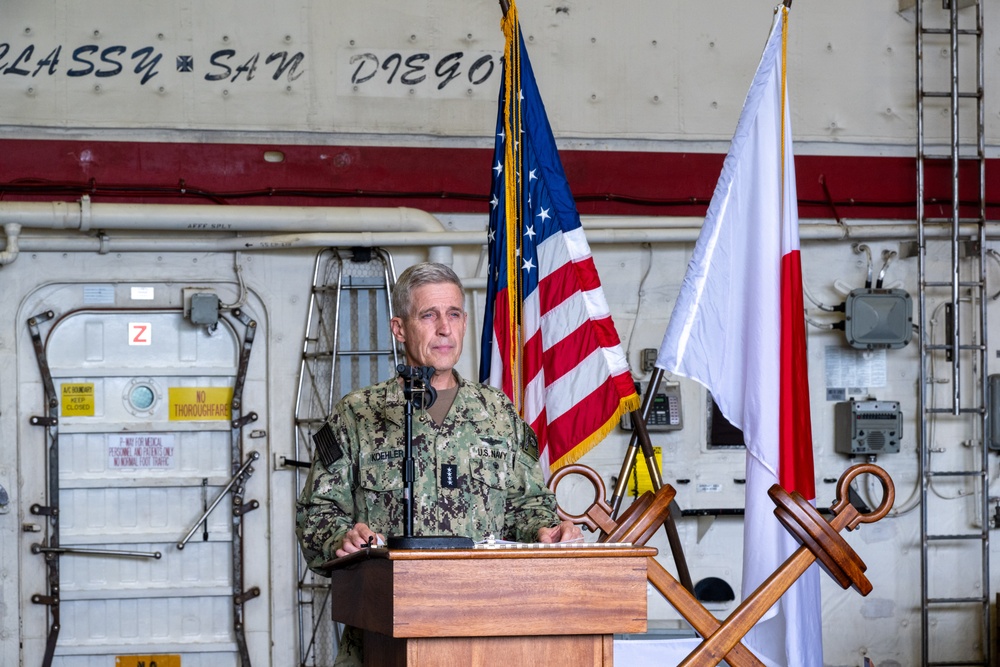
(61, 382, 95, 417)
(116, 655, 181, 667)
(168, 386, 233, 421)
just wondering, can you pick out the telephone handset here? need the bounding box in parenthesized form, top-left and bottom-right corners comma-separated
(620, 382, 683, 432)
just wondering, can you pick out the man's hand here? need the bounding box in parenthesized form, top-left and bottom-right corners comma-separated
(536, 519, 583, 544)
(335, 522, 385, 557)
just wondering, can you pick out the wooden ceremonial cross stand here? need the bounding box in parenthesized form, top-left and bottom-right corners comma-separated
(550, 462, 896, 667)
(322, 545, 656, 667)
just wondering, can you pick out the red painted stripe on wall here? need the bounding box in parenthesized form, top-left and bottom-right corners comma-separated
(0, 138, 996, 219)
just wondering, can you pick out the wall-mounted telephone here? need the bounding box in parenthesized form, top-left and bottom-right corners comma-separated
(620, 381, 683, 432)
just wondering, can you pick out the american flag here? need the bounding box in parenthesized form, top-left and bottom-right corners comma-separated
(479, 3, 639, 475)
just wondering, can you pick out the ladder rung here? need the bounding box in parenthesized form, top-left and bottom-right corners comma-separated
(295, 417, 327, 426)
(921, 221, 986, 227)
(925, 408, 985, 416)
(927, 470, 986, 478)
(921, 345, 983, 355)
(927, 470, 987, 479)
(923, 341, 986, 349)
(926, 595, 988, 604)
(920, 91, 981, 100)
(920, 155, 983, 164)
(313, 283, 388, 294)
(336, 349, 395, 357)
(926, 533, 987, 541)
(303, 352, 334, 360)
(920, 26, 982, 37)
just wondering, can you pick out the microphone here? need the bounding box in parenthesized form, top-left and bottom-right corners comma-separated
(396, 364, 438, 409)
(387, 363, 472, 550)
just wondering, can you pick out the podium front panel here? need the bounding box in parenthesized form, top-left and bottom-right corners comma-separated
(326, 546, 654, 639)
(365, 631, 615, 667)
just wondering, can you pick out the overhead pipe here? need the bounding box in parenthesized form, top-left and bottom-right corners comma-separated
(0, 197, 454, 266)
(2, 198, 999, 260)
(8, 221, 1000, 258)
(6, 198, 998, 241)
(0, 198, 449, 233)
(0, 223, 21, 265)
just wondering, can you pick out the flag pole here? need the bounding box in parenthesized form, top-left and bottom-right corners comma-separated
(607, 368, 694, 592)
(499, 0, 510, 16)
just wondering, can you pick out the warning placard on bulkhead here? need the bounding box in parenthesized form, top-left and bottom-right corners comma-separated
(107, 433, 176, 469)
(168, 387, 233, 421)
(61, 382, 95, 417)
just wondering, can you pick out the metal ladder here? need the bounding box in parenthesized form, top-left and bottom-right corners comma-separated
(291, 247, 399, 667)
(915, 1, 990, 664)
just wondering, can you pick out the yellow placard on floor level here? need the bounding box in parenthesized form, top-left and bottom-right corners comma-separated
(168, 386, 233, 421)
(116, 655, 181, 667)
(61, 382, 95, 417)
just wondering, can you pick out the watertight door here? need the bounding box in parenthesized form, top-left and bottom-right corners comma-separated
(27, 308, 253, 667)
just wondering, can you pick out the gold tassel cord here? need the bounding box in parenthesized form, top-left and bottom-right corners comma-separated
(549, 393, 641, 472)
(501, 1, 523, 412)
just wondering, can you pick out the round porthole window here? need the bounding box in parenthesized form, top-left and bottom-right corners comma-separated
(122, 378, 161, 416)
(129, 384, 155, 410)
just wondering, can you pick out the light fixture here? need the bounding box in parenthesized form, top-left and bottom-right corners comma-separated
(843, 288, 912, 349)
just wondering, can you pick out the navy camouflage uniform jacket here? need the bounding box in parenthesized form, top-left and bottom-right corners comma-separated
(295, 371, 559, 572)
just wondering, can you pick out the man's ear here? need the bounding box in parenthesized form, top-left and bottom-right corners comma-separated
(389, 317, 405, 343)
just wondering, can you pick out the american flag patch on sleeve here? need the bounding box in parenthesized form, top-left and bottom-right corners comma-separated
(312, 423, 343, 468)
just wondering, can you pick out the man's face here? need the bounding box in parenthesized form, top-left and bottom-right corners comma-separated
(390, 282, 467, 378)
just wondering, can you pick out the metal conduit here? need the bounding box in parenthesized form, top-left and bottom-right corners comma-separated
(0, 199, 449, 232)
(6, 222, 1000, 255)
(1, 199, 999, 265)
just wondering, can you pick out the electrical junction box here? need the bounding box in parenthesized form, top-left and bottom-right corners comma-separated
(188, 291, 220, 326)
(844, 288, 913, 350)
(835, 400, 902, 455)
(988, 374, 1000, 451)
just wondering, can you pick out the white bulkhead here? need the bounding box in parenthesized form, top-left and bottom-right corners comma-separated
(0, 1, 998, 667)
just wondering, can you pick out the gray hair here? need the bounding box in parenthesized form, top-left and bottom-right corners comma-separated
(392, 262, 465, 319)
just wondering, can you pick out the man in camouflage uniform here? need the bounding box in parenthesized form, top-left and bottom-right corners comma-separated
(296, 262, 581, 666)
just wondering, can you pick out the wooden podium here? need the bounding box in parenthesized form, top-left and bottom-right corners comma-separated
(323, 544, 657, 667)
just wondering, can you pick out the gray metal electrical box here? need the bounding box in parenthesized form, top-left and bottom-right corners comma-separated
(835, 399, 902, 455)
(190, 292, 220, 325)
(844, 288, 913, 350)
(989, 374, 1000, 451)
